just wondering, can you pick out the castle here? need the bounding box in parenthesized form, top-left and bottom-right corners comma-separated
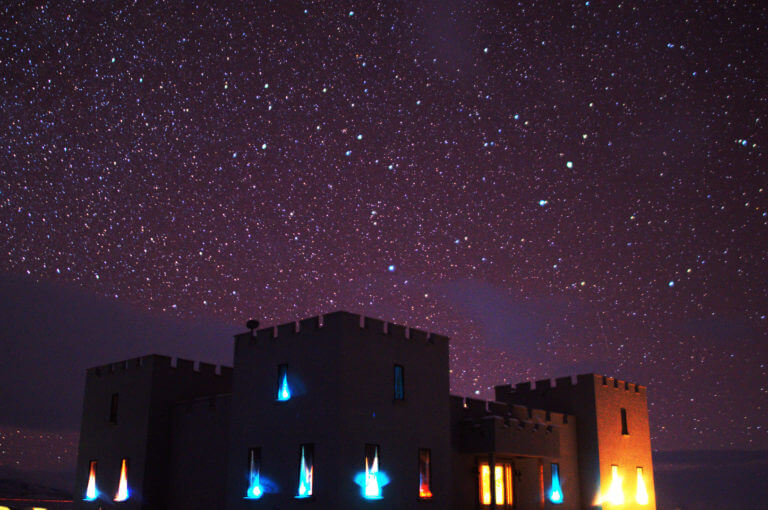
(73, 311, 656, 509)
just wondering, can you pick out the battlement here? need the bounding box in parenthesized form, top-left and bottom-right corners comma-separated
(237, 310, 449, 347)
(449, 395, 571, 427)
(495, 373, 646, 398)
(87, 354, 233, 379)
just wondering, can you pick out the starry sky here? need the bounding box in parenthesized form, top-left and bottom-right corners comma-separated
(1, 0, 767, 474)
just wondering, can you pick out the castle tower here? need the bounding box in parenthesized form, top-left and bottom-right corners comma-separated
(225, 311, 451, 509)
(73, 355, 232, 509)
(495, 374, 656, 509)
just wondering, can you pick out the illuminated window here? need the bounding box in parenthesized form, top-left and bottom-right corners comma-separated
(114, 458, 129, 502)
(418, 449, 432, 498)
(478, 461, 513, 507)
(245, 448, 263, 499)
(84, 460, 98, 501)
(296, 444, 314, 498)
(363, 444, 383, 499)
(110, 393, 119, 424)
(277, 364, 291, 401)
(636, 467, 649, 505)
(549, 463, 563, 503)
(605, 464, 624, 505)
(621, 408, 629, 435)
(394, 365, 404, 400)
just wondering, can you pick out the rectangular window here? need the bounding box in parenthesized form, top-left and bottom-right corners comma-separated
(297, 444, 314, 498)
(549, 463, 563, 503)
(246, 448, 262, 499)
(621, 408, 629, 435)
(636, 467, 649, 505)
(109, 393, 119, 423)
(85, 460, 98, 500)
(478, 461, 513, 506)
(394, 364, 404, 400)
(418, 449, 432, 498)
(277, 364, 291, 401)
(114, 458, 129, 502)
(362, 444, 383, 499)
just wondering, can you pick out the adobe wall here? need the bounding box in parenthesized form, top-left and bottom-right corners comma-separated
(449, 396, 580, 510)
(167, 394, 232, 509)
(226, 311, 451, 510)
(73, 355, 232, 510)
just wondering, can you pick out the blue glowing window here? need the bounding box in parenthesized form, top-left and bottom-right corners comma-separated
(84, 460, 98, 501)
(277, 364, 291, 401)
(245, 448, 263, 499)
(549, 463, 563, 503)
(393, 365, 404, 400)
(296, 444, 314, 498)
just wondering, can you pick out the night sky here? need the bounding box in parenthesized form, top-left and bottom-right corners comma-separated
(1, 0, 767, 484)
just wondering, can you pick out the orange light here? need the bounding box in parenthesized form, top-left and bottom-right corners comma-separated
(636, 467, 649, 505)
(480, 464, 491, 505)
(114, 459, 129, 502)
(605, 464, 624, 505)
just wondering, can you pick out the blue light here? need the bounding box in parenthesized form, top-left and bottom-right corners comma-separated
(388, 265, 395, 272)
(245, 484, 263, 499)
(668, 280, 675, 287)
(296, 446, 313, 498)
(277, 371, 291, 401)
(549, 463, 564, 503)
(539, 199, 549, 206)
(354, 471, 390, 500)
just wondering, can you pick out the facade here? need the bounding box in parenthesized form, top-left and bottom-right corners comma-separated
(74, 311, 656, 509)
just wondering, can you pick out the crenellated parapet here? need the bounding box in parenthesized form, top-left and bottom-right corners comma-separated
(236, 310, 449, 347)
(87, 354, 233, 380)
(449, 395, 573, 427)
(495, 373, 646, 402)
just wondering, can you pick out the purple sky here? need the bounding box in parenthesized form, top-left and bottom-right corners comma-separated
(1, 0, 766, 479)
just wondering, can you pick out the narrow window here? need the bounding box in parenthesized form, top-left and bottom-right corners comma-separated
(549, 463, 563, 503)
(245, 448, 263, 499)
(109, 393, 119, 424)
(84, 460, 98, 501)
(478, 462, 513, 506)
(296, 444, 314, 498)
(635, 467, 649, 505)
(393, 364, 404, 400)
(277, 364, 291, 401)
(621, 408, 629, 435)
(363, 444, 383, 499)
(114, 458, 129, 502)
(418, 449, 432, 498)
(605, 464, 624, 505)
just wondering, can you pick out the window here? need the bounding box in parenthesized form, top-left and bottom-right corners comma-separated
(549, 463, 563, 503)
(418, 449, 432, 498)
(84, 460, 98, 501)
(478, 461, 513, 507)
(277, 364, 291, 401)
(246, 448, 263, 499)
(621, 408, 629, 435)
(296, 444, 314, 498)
(635, 467, 649, 505)
(394, 365, 404, 400)
(109, 393, 119, 423)
(114, 458, 129, 502)
(361, 444, 384, 499)
(605, 465, 624, 505)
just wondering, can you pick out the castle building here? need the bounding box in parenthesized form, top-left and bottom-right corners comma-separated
(73, 311, 656, 509)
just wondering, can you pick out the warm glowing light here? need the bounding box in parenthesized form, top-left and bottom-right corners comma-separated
(478, 463, 513, 505)
(296, 445, 313, 498)
(418, 449, 432, 498)
(277, 368, 291, 401)
(114, 458, 129, 502)
(549, 463, 563, 503)
(84, 460, 98, 501)
(636, 467, 649, 505)
(480, 464, 491, 505)
(604, 464, 624, 505)
(245, 448, 263, 499)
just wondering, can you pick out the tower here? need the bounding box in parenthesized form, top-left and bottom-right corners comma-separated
(225, 311, 451, 509)
(495, 374, 656, 509)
